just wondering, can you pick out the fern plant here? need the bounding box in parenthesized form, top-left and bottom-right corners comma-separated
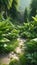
(20, 16, 37, 39)
(0, 18, 19, 53)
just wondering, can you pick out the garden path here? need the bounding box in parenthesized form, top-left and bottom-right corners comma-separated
(0, 38, 26, 65)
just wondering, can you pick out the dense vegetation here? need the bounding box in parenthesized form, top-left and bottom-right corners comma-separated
(0, 0, 37, 65)
(19, 16, 37, 39)
(19, 38, 37, 65)
(0, 18, 19, 53)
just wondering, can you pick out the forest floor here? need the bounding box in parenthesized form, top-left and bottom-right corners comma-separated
(0, 38, 26, 65)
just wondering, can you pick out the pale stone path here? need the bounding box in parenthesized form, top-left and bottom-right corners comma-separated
(0, 38, 26, 65)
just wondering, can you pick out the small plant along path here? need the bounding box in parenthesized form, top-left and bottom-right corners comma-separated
(0, 38, 26, 65)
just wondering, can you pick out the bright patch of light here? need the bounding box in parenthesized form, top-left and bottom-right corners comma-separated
(4, 44, 7, 47)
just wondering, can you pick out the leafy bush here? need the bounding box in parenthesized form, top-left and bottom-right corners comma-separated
(20, 16, 37, 39)
(25, 52, 37, 65)
(0, 18, 19, 53)
(19, 38, 37, 65)
(24, 38, 37, 65)
(25, 39, 37, 53)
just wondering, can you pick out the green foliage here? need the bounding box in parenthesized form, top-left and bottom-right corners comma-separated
(24, 52, 37, 65)
(19, 39, 37, 65)
(0, 0, 12, 11)
(23, 39, 37, 65)
(25, 39, 37, 53)
(9, 59, 19, 65)
(20, 16, 37, 39)
(9, 0, 18, 19)
(29, 0, 37, 21)
(0, 1, 37, 65)
(0, 18, 19, 53)
(19, 54, 26, 65)
(0, 0, 18, 19)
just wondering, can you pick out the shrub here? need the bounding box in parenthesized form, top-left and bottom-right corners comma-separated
(25, 38, 37, 52)
(19, 38, 37, 65)
(0, 18, 19, 53)
(23, 38, 37, 65)
(20, 16, 37, 39)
